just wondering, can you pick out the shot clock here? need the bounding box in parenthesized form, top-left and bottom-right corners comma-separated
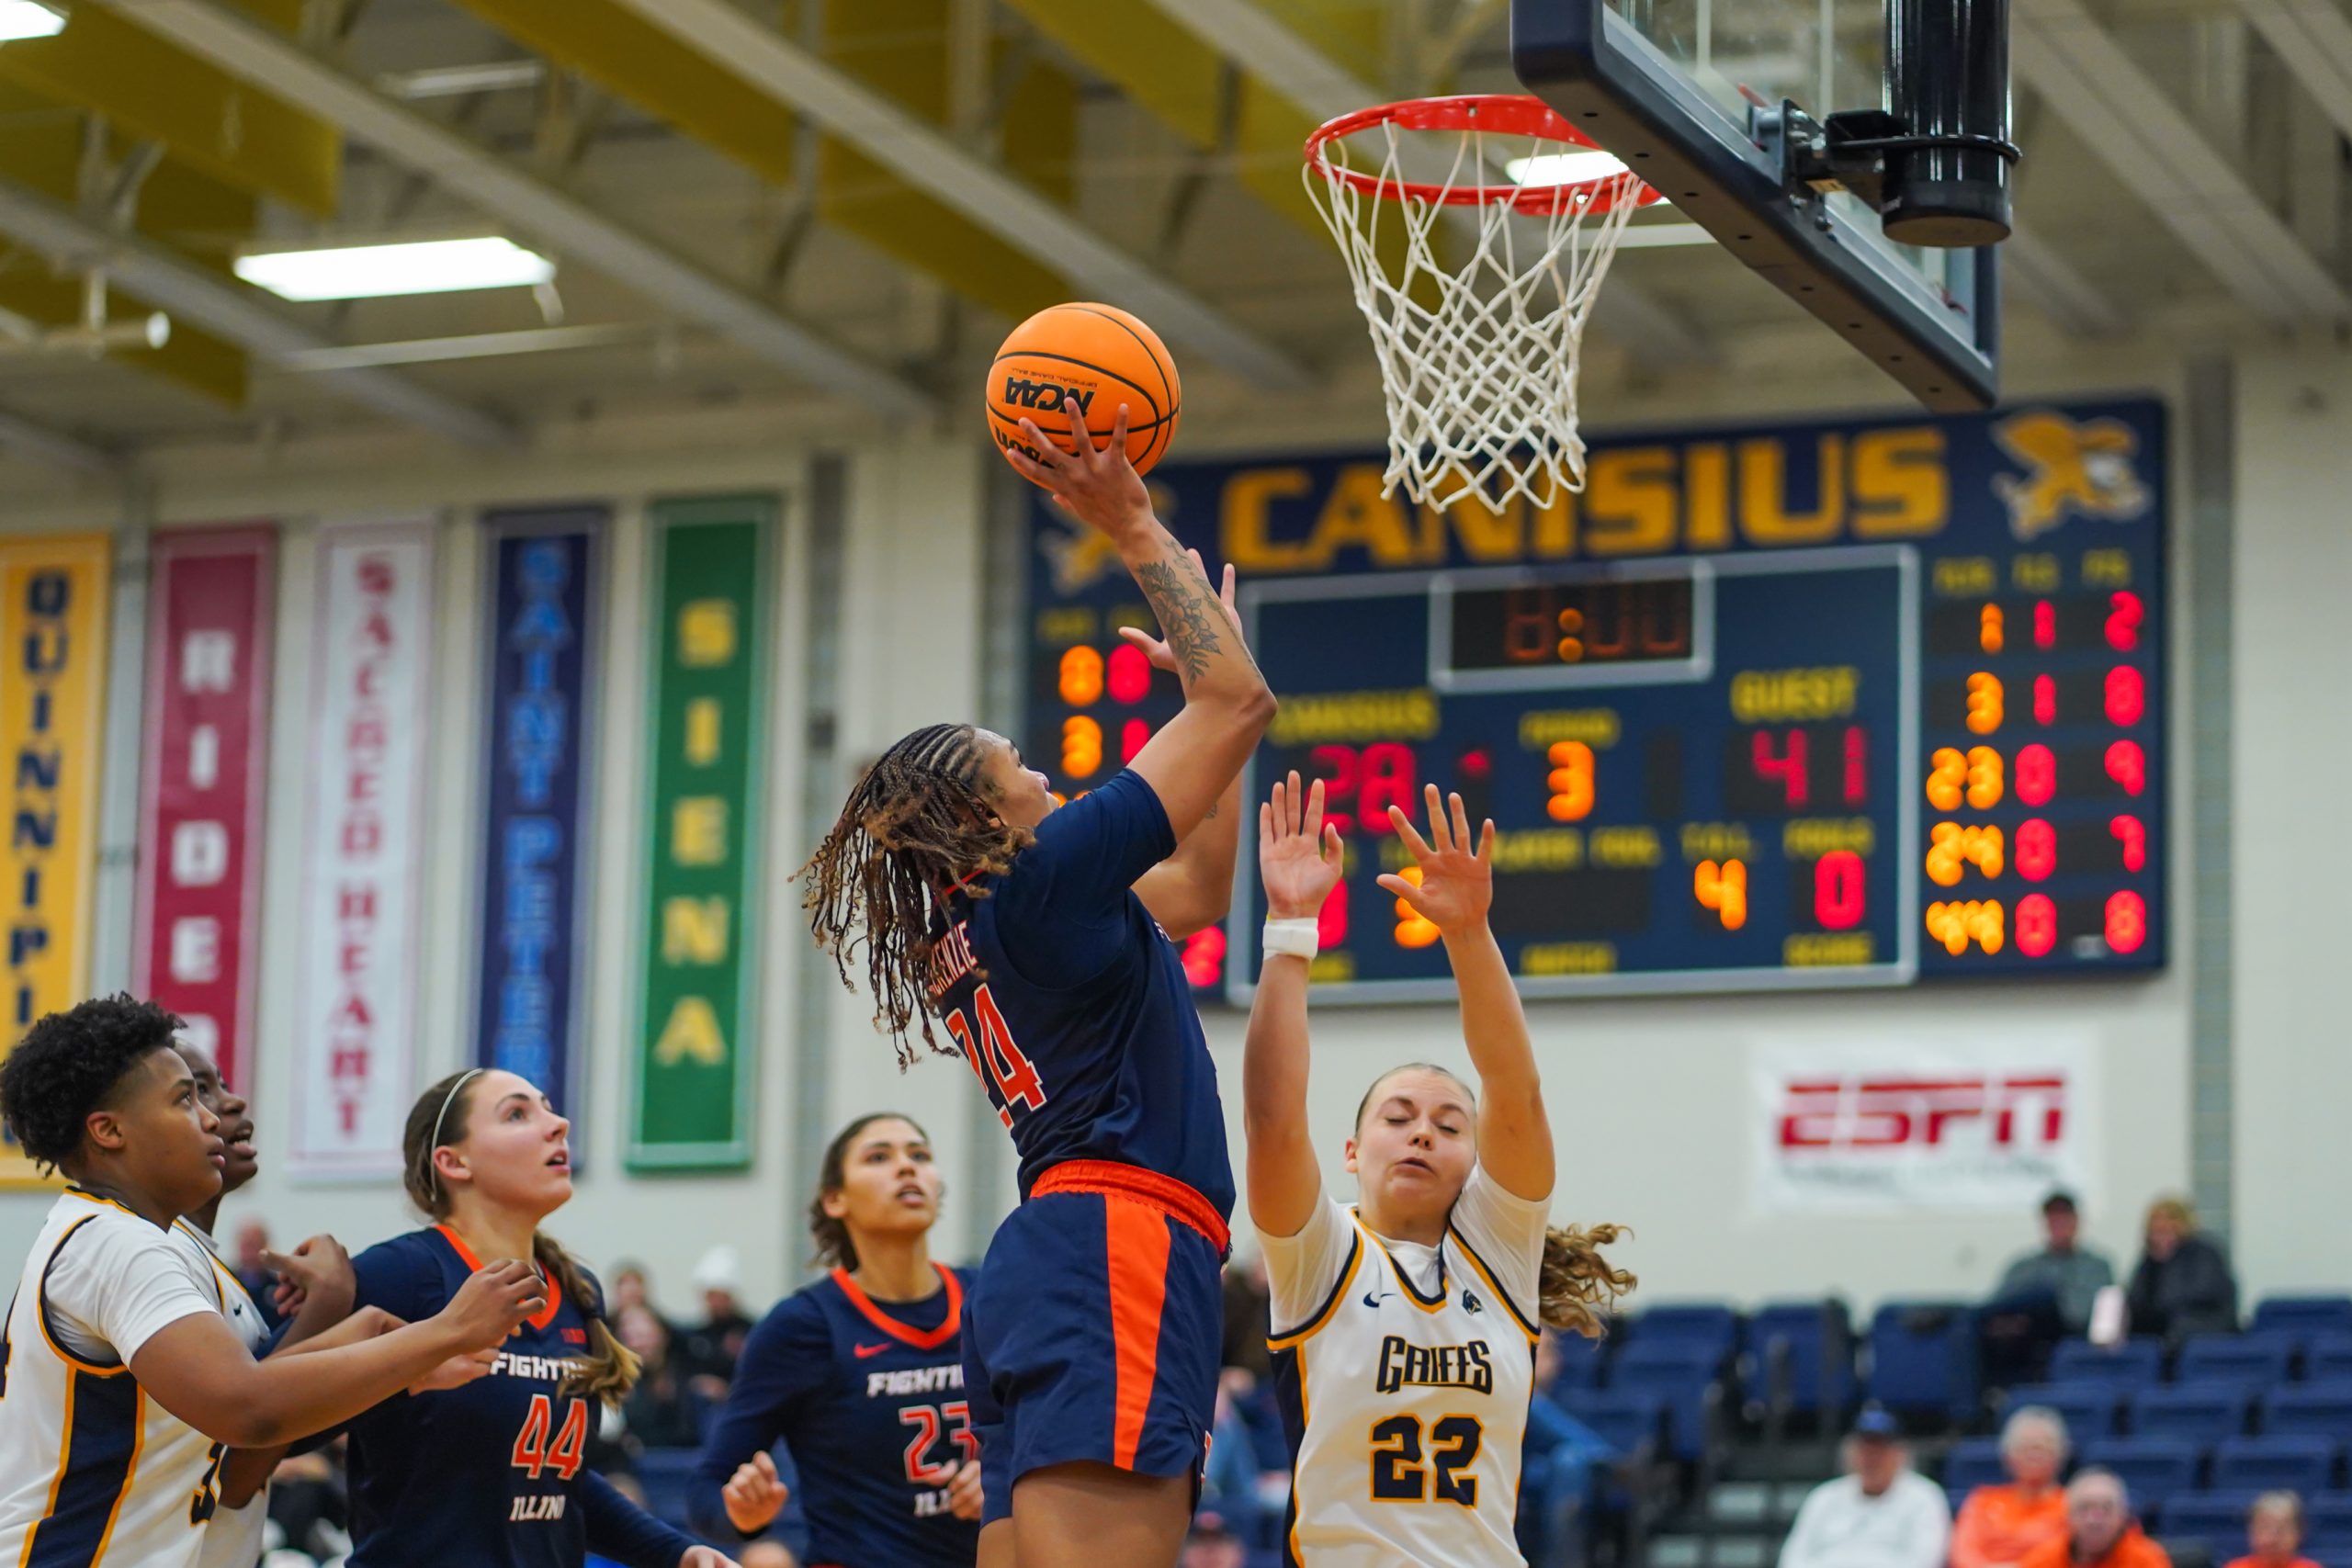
(1023, 400, 2166, 1002)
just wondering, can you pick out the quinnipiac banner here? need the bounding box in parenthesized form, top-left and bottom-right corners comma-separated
(133, 527, 277, 1098)
(0, 535, 112, 1188)
(628, 497, 773, 1171)
(291, 520, 435, 1179)
(471, 510, 603, 1133)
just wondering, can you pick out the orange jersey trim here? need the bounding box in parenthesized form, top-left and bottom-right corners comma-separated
(1032, 1161, 1230, 1255)
(435, 1225, 563, 1331)
(829, 1265, 962, 1352)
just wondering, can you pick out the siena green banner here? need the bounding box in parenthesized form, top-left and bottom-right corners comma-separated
(629, 496, 775, 1170)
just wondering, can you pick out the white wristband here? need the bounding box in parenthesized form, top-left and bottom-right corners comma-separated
(1261, 918, 1321, 961)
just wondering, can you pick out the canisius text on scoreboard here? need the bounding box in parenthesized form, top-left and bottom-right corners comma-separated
(1023, 399, 2166, 1002)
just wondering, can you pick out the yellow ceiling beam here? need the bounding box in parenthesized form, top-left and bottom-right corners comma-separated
(0, 6, 338, 215)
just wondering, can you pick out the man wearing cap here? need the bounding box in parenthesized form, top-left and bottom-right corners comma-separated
(1983, 1190, 2117, 1388)
(1777, 1408, 1951, 1568)
(2018, 1469, 2171, 1568)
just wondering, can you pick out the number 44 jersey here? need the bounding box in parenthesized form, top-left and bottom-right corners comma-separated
(1261, 1171, 1553, 1568)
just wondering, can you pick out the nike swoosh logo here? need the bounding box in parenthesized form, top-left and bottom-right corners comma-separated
(854, 1342, 892, 1359)
(1363, 1292, 1385, 1309)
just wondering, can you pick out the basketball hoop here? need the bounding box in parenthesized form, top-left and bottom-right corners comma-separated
(1303, 95, 1661, 515)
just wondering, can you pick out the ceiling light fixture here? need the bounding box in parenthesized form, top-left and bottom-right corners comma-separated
(1505, 150, 1635, 188)
(234, 237, 555, 302)
(0, 1, 67, 43)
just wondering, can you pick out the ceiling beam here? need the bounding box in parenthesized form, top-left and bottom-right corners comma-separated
(595, 0, 1312, 391)
(1126, 0, 1713, 367)
(0, 177, 513, 446)
(2015, 0, 2347, 324)
(2002, 220, 2128, 338)
(97, 0, 935, 421)
(0, 404, 126, 479)
(2233, 0, 2352, 144)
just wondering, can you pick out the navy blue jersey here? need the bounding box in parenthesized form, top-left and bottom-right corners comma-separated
(691, 1266, 977, 1568)
(930, 769, 1234, 1217)
(345, 1227, 695, 1568)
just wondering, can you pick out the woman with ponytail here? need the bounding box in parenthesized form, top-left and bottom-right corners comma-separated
(689, 1112, 979, 1568)
(1245, 779, 1634, 1568)
(343, 1068, 741, 1568)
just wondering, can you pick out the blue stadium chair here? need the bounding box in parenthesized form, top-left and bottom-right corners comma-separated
(632, 1450, 701, 1529)
(1547, 1326, 1610, 1393)
(1743, 1299, 1857, 1416)
(2052, 1337, 2165, 1390)
(2133, 1382, 2257, 1442)
(2003, 1382, 2126, 1441)
(1611, 1340, 1724, 1461)
(2308, 1493, 2352, 1539)
(1625, 1303, 1741, 1364)
(2263, 1382, 2352, 1445)
(1868, 1302, 1978, 1423)
(1943, 1437, 2010, 1495)
(2210, 1434, 2341, 1495)
(1555, 1387, 1670, 1461)
(2180, 1332, 2297, 1389)
(2253, 1296, 2352, 1344)
(2153, 1490, 2263, 1556)
(2311, 1337, 2352, 1382)
(2080, 1437, 2205, 1510)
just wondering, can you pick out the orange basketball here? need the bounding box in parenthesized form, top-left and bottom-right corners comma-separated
(987, 302, 1182, 480)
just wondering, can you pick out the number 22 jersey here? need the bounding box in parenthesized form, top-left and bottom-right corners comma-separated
(345, 1226, 695, 1568)
(1261, 1170, 1552, 1568)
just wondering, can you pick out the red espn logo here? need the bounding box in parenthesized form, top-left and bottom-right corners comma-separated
(1778, 1075, 2067, 1150)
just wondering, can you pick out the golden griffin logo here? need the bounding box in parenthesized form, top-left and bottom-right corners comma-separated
(1992, 411, 2150, 541)
(1036, 479, 1177, 593)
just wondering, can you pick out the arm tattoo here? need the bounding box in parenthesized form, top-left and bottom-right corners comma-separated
(1132, 548, 1224, 685)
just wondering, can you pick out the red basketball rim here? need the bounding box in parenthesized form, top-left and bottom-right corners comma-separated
(1304, 94, 1661, 216)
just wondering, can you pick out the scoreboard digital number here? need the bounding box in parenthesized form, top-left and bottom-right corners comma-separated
(1023, 399, 2167, 1001)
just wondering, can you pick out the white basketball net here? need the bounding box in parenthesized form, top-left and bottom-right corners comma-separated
(1305, 117, 1645, 516)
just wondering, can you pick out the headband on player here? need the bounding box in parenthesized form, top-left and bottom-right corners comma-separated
(428, 1067, 488, 1196)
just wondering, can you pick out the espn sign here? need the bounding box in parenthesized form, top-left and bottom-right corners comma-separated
(1751, 1038, 2095, 1214)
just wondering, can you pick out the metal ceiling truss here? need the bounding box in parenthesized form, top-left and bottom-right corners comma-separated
(98, 0, 937, 420)
(2233, 0, 2352, 148)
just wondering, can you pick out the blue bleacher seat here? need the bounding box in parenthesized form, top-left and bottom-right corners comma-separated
(2153, 1489, 2262, 1553)
(2264, 1382, 2352, 1445)
(2312, 1337, 2352, 1382)
(1868, 1302, 1978, 1422)
(1547, 1327, 1610, 1392)
(630, 1450, 700, 1529)
(1743, 1299, 1856, 1416)
(2309, 1493, 2352, 1538)
(2052, 1337, 2165, 1390)
(2253, 1296, 2352, 1343)
(2004, 1382, 2126, 1440)
(1943, 1437, 2009, 1495)
(2134, 1381, 2257, 1441)
(2210, 1433, 2341, 1495)
(1611, 1340, 1723, 1461)
(2080, 1437, 2205, 1508)
(1627, 1303, 1741, 1363)
(1555, 1387, 1670, 1459)
(2179, 1331, 2297, 1389)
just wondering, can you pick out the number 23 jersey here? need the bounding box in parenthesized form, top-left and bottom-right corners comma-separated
(1261, 1170, 1552, 1568)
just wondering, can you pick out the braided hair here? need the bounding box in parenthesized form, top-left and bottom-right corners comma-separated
(801, 723, 1034, 1066)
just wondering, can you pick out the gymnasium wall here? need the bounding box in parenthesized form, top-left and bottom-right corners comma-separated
(0, 337, 2337, 1324)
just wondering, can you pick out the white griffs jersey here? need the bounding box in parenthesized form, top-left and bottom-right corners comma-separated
(170, 1221, 269, 1568)
(0, 1190, 231, 1568)
(1260, 1168, 1552, 1568)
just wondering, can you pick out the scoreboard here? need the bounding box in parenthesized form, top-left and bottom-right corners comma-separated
(1022, 399, 2167, 1002)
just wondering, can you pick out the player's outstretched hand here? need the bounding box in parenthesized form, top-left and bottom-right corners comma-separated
(722, 1449, 791, 1535)
(1122, 552, 1243, 669)
(678, 1550, 742, 1568)
(1008, 403, 1152, 538)
(442, 1259, 546, 1350)
(266, 1234, 355, 1320)
(948, 1459, 984, 1521)
(410, 1345, 500, 1394)
(1379, 784, 1495, 939)
(1261, 772, 1344, 922)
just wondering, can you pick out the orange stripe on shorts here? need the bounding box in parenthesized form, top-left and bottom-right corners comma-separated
(1104, 1198, 1172, 1471)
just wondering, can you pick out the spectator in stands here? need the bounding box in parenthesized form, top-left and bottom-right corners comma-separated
(2225, 1493, 2321, 1568)
(1777, 1406, 1951, 1568)
(1219, 1252, 1272, 1383)
(617, 1303, 708, 1450)
(1984, 1191, 2116, 1387)
(1952, 1405, 2072, 1568)
(2125, 1196, 2238, 1348)
(1180, 1510, 1246, 1568)
(232, 1216, 285, 1331)
(679, 1245, 756, 1399)
(2019, 1469, 2170, 1568)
